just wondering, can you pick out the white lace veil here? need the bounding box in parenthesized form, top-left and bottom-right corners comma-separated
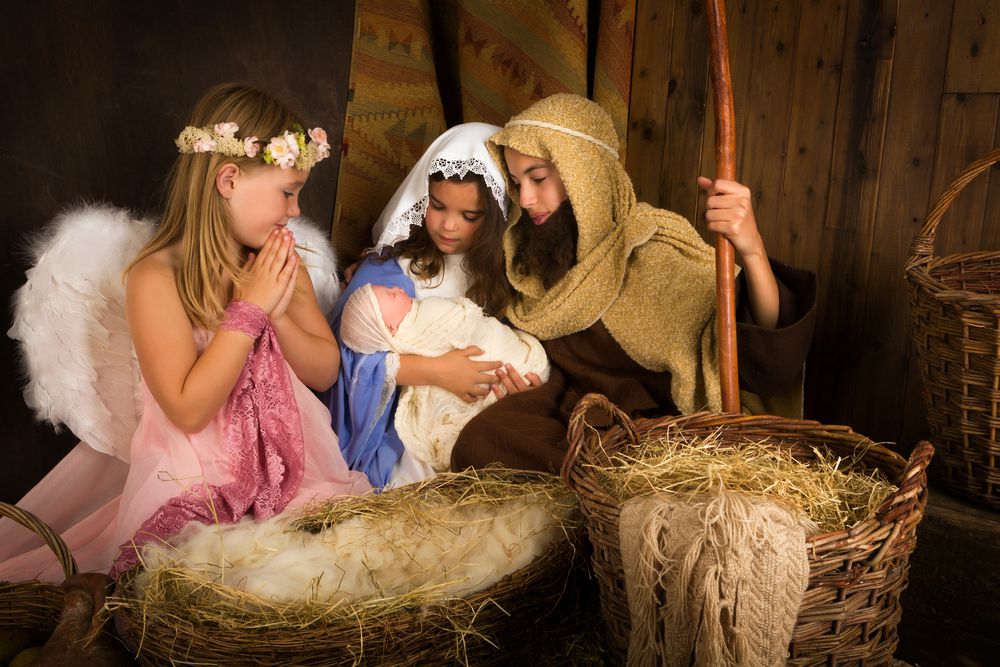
(370, 122, 508, 252)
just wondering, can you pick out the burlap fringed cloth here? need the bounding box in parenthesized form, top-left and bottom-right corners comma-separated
(619, 492, 809, 667)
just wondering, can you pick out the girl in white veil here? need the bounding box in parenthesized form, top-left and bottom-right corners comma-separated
(323, 122, 537, 488)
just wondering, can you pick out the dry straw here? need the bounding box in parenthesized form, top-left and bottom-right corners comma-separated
(108, 468, 584, 666)
(589, 426, 898, 533)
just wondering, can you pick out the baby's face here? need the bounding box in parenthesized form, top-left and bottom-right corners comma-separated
(372, 285, 412, 333)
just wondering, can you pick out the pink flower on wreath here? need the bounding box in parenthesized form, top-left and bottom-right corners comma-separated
(244, 136, 260, 158)
(214, 122, 239, 139)
(282, 131, 301, 157)
(308, 127, 328, 145)
(308, 128, 330, 162)
(266, 134, 298, 169)
(192, 138, 218, 153)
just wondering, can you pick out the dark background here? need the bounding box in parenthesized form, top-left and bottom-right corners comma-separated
(0, 1, 356, 502)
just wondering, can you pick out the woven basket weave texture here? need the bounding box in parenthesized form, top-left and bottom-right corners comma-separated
(562, 393, 933, 666)
(906, 146, 1000, 510)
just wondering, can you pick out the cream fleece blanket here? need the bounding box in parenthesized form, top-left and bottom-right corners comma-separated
(341, 287, 551, 470)
(136, 494, 569, 603)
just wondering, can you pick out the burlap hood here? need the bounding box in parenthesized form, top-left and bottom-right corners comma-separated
(489, 93, 724, 413)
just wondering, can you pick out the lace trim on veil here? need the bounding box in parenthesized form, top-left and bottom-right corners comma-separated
(377, 351, 401, 423)
(374, 157, 506, 252)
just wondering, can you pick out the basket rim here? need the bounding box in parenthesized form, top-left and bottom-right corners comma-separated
(562, 394, 931, 546)
(906, 250, 1000, 308)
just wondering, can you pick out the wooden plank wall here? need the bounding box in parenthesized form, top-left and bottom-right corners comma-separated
(625, 0, 1000, 449)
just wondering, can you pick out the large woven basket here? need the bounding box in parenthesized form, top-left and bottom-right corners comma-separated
(905, 146, 1000, 510)
(562, 394, 933, 666)
(0, 502, 77, 632)
(112, 469, 585, 666)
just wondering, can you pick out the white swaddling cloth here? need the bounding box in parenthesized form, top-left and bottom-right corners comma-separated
(341, 285, 550, 470)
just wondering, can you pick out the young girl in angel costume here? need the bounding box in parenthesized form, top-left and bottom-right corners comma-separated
(0, 83, 370, 583)
(324, 122, 540, 489)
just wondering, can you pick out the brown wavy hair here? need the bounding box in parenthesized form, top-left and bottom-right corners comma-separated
(391, 172, 511, 317)
(126, 82, 306, 329)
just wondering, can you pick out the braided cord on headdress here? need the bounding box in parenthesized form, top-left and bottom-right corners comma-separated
(504, 119, 619, 157)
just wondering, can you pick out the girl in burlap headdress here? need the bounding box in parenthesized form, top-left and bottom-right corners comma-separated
(452, 94, 817, 473)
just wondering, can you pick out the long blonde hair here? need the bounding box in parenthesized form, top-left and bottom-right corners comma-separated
(128, 83, 305, 329)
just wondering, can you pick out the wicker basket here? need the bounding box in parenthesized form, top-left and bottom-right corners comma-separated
(905, 146, 1000, 510)
(0, 502, 78, 632)
(562, 394, 934, 666)
(112, 469, 585, 666)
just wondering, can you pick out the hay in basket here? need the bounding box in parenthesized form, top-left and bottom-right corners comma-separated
(109, 468, 584, 666)
(562, 393, 934, 666)
(594, 427, 899, 534)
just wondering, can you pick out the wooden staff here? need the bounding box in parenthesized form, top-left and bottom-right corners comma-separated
(705, 0, 740, 413)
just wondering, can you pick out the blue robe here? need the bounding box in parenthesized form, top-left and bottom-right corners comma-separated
(320, 257, 415, 488)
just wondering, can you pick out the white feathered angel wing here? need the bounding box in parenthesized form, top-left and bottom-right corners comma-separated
(287, 216, 340, 318)
(9, 205, 154, 462)
(9, 209, 339, 464)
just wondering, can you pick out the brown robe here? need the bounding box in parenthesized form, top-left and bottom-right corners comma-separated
(450, 261, 816, 473)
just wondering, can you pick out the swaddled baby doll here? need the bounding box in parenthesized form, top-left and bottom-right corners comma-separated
(340, 283, 550, 473)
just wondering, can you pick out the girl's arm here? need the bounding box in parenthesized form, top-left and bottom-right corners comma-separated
(396, 348, 502, 404)
(697, 177, 780, 329)
(270, 255, 341, 391)
(127, 256, 252, 433)
(127, 230, 297, 433)
(344, 257, 501, 402)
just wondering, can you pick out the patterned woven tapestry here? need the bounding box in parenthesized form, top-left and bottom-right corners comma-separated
(333, 0, 447, 263)
(333, 0, 636, 263)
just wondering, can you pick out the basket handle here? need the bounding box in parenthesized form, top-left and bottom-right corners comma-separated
(867, 440, 935, 567)
(0, 501, 78, 579)
(906, 146, 1000, 271)
(874, 440, 935, 523)
(561, 393, 640, 488)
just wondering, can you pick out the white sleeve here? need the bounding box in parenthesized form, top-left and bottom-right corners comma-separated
(384, 352, 401, 385)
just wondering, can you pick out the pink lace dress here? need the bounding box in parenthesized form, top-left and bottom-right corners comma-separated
(0, 323, 371, 583)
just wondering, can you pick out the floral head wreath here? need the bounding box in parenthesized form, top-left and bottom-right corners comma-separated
(175, 122, 331, 170)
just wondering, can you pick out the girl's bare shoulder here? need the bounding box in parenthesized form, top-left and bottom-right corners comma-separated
(128, 245, 181, 294)
(131, 245, 179, 276)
